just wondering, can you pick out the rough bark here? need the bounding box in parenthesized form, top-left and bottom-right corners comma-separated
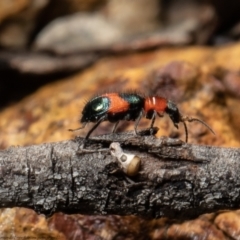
(0, 129, 240, 219)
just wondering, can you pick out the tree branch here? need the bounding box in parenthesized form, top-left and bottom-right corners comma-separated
(0, 128, 240, 219)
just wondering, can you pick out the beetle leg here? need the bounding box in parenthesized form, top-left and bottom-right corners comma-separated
(112, 121, 120, 133)
(134, 110, 143, 135)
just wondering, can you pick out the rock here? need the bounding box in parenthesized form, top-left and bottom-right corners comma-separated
(0, 0, 29, 23)
(0, 0, 49, 49)
(34, 13, 125, 54)
(0, 51, 97, 74)
(1, 43, 240, 148)
(105, 0, 161, 35)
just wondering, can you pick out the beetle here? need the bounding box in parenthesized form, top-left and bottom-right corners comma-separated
(69, 92, 215, 142)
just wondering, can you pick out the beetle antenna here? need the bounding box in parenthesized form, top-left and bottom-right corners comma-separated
(181, 116, 215, 142)
(68, 122, 87, 132)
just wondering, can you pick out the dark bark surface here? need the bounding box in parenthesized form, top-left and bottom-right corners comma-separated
(0, 129, 240, 219)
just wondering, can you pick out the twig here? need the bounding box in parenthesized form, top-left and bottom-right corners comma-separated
(0, 129, 240, 219)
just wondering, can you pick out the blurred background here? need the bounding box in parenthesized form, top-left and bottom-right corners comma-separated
(1, 1, 240, 239)
(1, 0, 240, 148)
(1, 0, 240, 105)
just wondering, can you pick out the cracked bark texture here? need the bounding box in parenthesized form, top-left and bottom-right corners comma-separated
(0, 130, 240, 219)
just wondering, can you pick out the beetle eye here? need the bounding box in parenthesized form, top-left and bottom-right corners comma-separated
(92, 100, 104, 112)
